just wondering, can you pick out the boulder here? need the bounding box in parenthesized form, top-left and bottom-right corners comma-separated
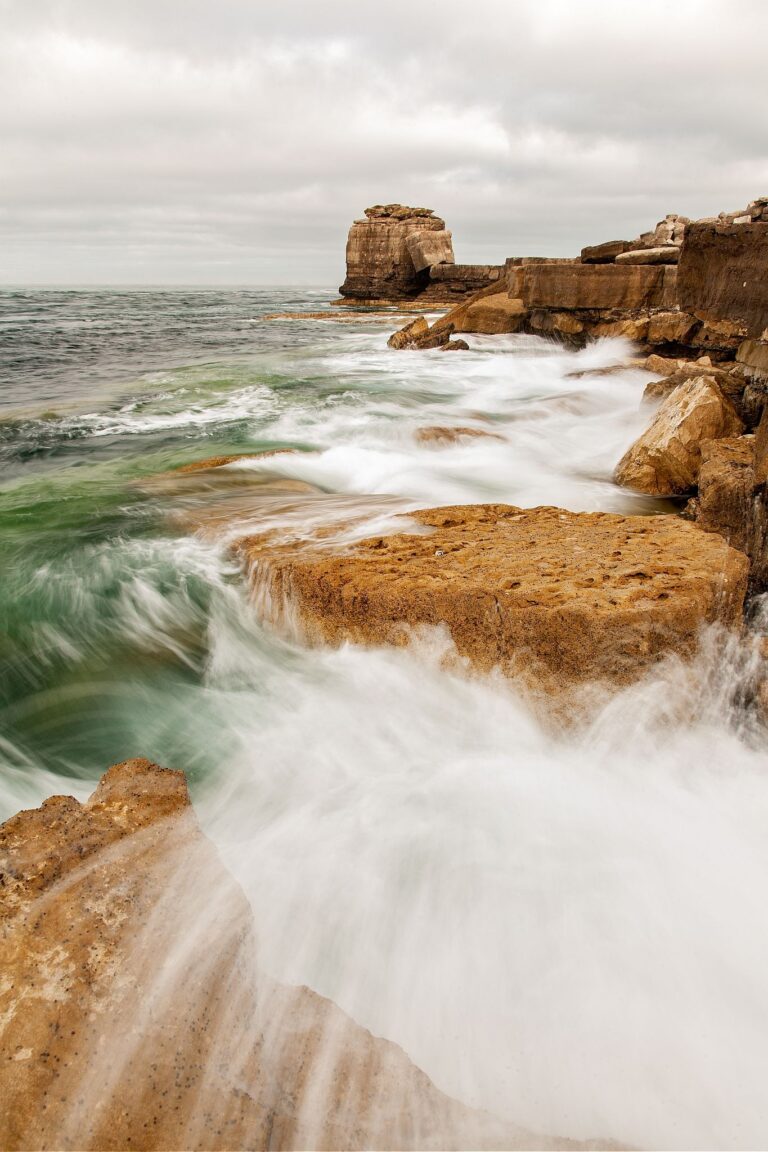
(580, 240, 632, 264)
(440, 338, 470, 351)
(591, 317, 651, 342)
(387, 316, 453, 349)
(236, 504, 748, 695)
(0, 759, 578, 1152)
(646, 311, 699, 345)
(405, 229, 454, 273)
(459, 292, 527, 334)
(738, 337, 768, 379)
(677, 221, 768, 338)
(631, 215, 689, 250)
(516, 264, 671, 311)
(615, 375, 744, 495)
(615, 247, 681, 266)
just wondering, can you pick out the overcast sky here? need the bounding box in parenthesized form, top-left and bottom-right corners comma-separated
(2, 0, 767, 285)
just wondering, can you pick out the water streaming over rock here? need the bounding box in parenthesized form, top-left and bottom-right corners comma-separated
(2, 288, 768, 1149)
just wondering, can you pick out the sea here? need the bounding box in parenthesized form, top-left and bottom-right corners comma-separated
(2, 287, 768, 1149)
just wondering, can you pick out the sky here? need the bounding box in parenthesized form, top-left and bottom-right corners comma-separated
(1, 0, 767, 286)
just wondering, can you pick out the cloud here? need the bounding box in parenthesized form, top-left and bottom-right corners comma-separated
(1, 0, 766, 283)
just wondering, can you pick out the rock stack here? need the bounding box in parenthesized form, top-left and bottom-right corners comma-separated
(338, 204, 503, 304)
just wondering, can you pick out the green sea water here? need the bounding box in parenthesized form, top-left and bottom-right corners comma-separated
(3, 287, 768, 1148)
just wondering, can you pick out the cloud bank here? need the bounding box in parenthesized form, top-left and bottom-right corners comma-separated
(1, 0, 767, 284)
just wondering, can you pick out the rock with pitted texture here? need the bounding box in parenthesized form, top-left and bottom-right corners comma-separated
(689, 434, 768, 593)
(340, 205, 451, 300)
(0, 759, 596, 1152)
(678, 221, 768, 338)
(236, 504, 747, 695)
(615, 375, 743, 495)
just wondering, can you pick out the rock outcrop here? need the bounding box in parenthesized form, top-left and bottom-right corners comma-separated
(615, 375, 743, 496)
(686, 416, 768, 593)
(236, 504, 748, 696)
(338, 205, 503, 304)
(677, 220, 768, 339)
(0, 758, 585, 1151)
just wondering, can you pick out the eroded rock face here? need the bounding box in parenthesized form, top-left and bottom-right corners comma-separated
(0, 759, 581, 1151)
(677, 221, 768, 338)
(236, 504, 748, 695)
(339, 205, 453, 300)
(615, 376, 743, 496)
(690, 432, 768, 593)
(515, 263, 673, 311)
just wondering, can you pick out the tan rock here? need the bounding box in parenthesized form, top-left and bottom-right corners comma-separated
(455, 292, 527, 334)
(340, 205, 447, 300)
(678, 220, 768, 338)
(517, 264, 670, 311)
(615, 376, 744, 495)
(236, 504, 748, 694)
(591, 317, 650, 342)
(529, 311, 585, 337)
(580, 240, 631, 264)
(405, 229, 454, 273)
(693, 436, 768, 592)
(415, 426, 504, 445)
(440, 338, 470, 351)
(646, 311, 699, 345)
(175, 449, 298, 474)
(0, 759, 584, 1152)
(737, 338, 768, 378)
(644, 354, 688, 376)
(615, 247, 680, 265)
(387, 315, 430, 348)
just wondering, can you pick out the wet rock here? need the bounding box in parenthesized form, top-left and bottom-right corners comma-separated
(590, 316, 651, 342)
(236, 504, 748, 695)
(175, 449, 298, 473)
(415, 426, 504, 445)
(440, 338, 470, 351)
(0, 759, 584, 1151)
(691, 435, 768, 593)
(615, 376, 743, 495)
(387, 316, 453, 350)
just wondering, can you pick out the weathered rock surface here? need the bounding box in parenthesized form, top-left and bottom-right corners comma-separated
(677, 221, 768, 337)
(339, 205, 450, 300)
(615, 247, 680, 265)
(0, 759, 589, 1151)
(236, 504, 748, 694)
(387, 315, 453, 349)
(580, 240, 631, 264)
(406, 229, 454, 273)
(688, 422, 768, 593)
(515, 263, 673, 311)
(615, 376, 743, 495)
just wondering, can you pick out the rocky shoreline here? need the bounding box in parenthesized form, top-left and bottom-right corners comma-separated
(3, 197, 768, 1150)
